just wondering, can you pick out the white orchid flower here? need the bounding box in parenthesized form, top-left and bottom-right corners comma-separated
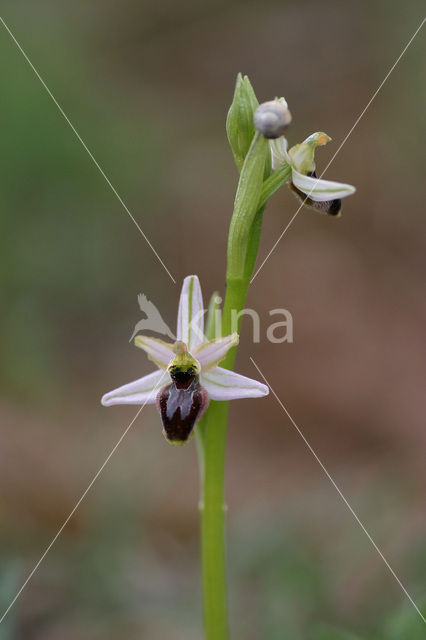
(102, 275, 269, 444)
(270, 130, 356, 215)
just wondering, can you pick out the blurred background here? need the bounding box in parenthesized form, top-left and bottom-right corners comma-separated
(0, 1, 425, 638)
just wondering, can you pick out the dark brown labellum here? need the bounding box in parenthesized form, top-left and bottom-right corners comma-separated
(157, 370, 208, 444)
(290, 171, 342, 216)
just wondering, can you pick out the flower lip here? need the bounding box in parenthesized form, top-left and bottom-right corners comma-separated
(158, 373, 208, 444)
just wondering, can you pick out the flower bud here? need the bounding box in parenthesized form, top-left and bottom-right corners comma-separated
(254, 99, 292, 139)
(226, 73, 259, 171)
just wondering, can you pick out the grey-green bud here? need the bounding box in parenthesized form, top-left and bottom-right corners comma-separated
(254, 100, 292, 139)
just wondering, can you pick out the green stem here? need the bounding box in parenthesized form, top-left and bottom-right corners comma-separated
(199, 128, 270, 639)
(200, 401, 229, 639)
(200, 280, 249, 640)
(200, 225, 263, 639)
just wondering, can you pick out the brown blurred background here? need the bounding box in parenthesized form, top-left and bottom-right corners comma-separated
(0, 1, 425, 638)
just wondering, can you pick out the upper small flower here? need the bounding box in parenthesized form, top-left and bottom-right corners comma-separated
(254, 100, 356, 215)
(101, 275, 269, 444)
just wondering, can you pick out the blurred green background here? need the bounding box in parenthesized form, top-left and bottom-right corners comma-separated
(0, 1, 425, 638)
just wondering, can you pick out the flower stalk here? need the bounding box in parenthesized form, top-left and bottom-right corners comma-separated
(199, 80, 272, 640)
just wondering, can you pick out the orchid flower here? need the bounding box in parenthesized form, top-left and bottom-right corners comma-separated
(101, 275, 269, 444)
(270, 128, 356, 215)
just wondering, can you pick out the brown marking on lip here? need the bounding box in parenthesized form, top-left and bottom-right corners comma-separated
(157, 371, 208, 444)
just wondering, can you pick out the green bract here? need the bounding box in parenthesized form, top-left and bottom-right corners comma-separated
(226, 73, 259, 171)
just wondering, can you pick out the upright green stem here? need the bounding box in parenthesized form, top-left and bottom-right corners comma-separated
(200, 401, 229, 639)
(200, 280, 250, 640)
(200, 132, 269, 639)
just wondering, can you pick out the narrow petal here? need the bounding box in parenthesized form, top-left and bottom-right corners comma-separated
(193, 333, 239, 370)
(291, 168, 356, 202)
(101, 369, 167, 406)
(134, 335, 174, 369)
(201, 367, 269, 400)
(270, 136, 290, 171)
(176, 275, 205, 350)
